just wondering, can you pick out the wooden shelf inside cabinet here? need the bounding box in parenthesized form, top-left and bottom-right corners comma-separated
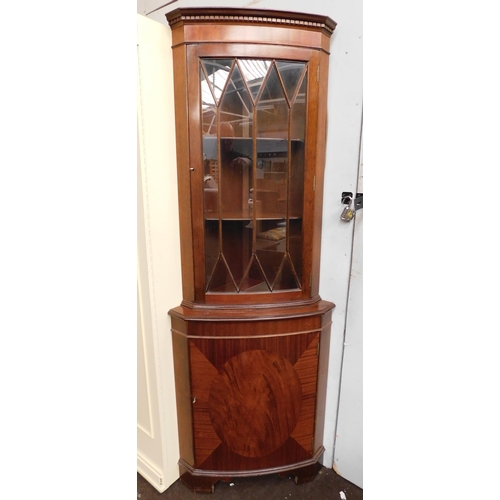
(203, 212, 301, 221)
(167, 7, 336, 494)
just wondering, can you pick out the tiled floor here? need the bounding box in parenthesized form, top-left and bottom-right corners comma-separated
(138, 466, 363, 499)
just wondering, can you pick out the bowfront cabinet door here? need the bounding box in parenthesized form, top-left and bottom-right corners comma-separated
(189, 331, 320, 470)
(170, 307, 333, 490)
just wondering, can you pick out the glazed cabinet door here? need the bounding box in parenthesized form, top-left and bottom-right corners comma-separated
(201, 58, 308, 295)
(180, 45, 322, 306)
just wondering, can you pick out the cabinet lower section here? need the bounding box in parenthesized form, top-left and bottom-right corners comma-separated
(169, 301, 333, 493)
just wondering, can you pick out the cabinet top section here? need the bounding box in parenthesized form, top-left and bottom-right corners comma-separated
(166, 7, 337, 38)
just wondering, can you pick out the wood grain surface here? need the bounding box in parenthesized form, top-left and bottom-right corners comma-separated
(208, 349, 302, 458)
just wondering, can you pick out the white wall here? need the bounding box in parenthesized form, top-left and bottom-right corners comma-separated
(137, 13, 183, 492)
(138, 0, 363, 484)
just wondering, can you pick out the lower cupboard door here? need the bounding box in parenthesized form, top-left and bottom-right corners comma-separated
(188, 332, 320, 471)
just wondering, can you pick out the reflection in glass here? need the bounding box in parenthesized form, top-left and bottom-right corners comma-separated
(289, 71, 307, 281)
(202, 59, 307, 293)
(219, 119, 252, 215)
(256, 65, 289, 138)
(207, 254, 237, 293)
(273, 255, 300, 290)
(240, 256, 269, 292)
(276, 61, 306, 103)
(255, 65, 288, 289)
(221, 219, 252, 287)
(240, 59, 271, 103)
(201, 59, 233, 107)
(291, 72, 307, 141)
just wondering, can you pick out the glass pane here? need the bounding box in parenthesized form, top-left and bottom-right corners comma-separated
(202, 61, 227, 288)
(221, 220, 253, 290)
(289, 139, 304, 218)
(256, 64, 288, 139)
(276, 61, 306, 104)
(220, 62, 253, 139)
(256, 222, 287, 288)
(201, 67, 217, 137)
(220, 63, 253, 217)
(287, 70, 306, 287)
(272, 254, 300, 290)
(255, 64, 288, 220)
(254, 64, 289, 286)
(201, 62, 218, 213)
(288, 77, 306, 286)
(239, 59, 271, 104)
(288, 218, 302, 287)
(291, 71, 307, 140)
(256, 139, 288, 218)
(207, 254, 237, 293)
(289, 69, 306, 283)
(239, 255, 270, 292)
(204, 219, 219, 287)
(201, 59, 233, 106)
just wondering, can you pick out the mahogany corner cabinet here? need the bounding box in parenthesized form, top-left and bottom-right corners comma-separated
(166, 7, 337, 494)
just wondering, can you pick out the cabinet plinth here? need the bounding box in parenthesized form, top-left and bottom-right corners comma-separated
(167, 7, 336, 493)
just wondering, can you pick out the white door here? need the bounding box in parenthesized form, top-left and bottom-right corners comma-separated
(333, 135, 363, 487)
(137, 13, 183, 492)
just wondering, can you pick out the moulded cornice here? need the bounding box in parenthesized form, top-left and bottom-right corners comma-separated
(166, 7, 337, 37)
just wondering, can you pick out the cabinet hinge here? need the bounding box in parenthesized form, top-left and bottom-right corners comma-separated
(316, 65, 320, 82)
(313, 175, 316, 191)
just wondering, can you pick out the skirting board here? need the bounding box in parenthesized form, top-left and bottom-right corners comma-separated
(137, 453, 167, 493)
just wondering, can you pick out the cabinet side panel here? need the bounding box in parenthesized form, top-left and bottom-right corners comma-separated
(301, 50, 320, 295)
(172, 329, 194, 466)
(186, 44, 206, 301)
(315, 310, 332, 451)
(311, 50, 330, 297)
(171, 44, 195, 302)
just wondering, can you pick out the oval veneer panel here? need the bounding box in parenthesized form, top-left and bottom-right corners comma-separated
(208, 349, 302, 458)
